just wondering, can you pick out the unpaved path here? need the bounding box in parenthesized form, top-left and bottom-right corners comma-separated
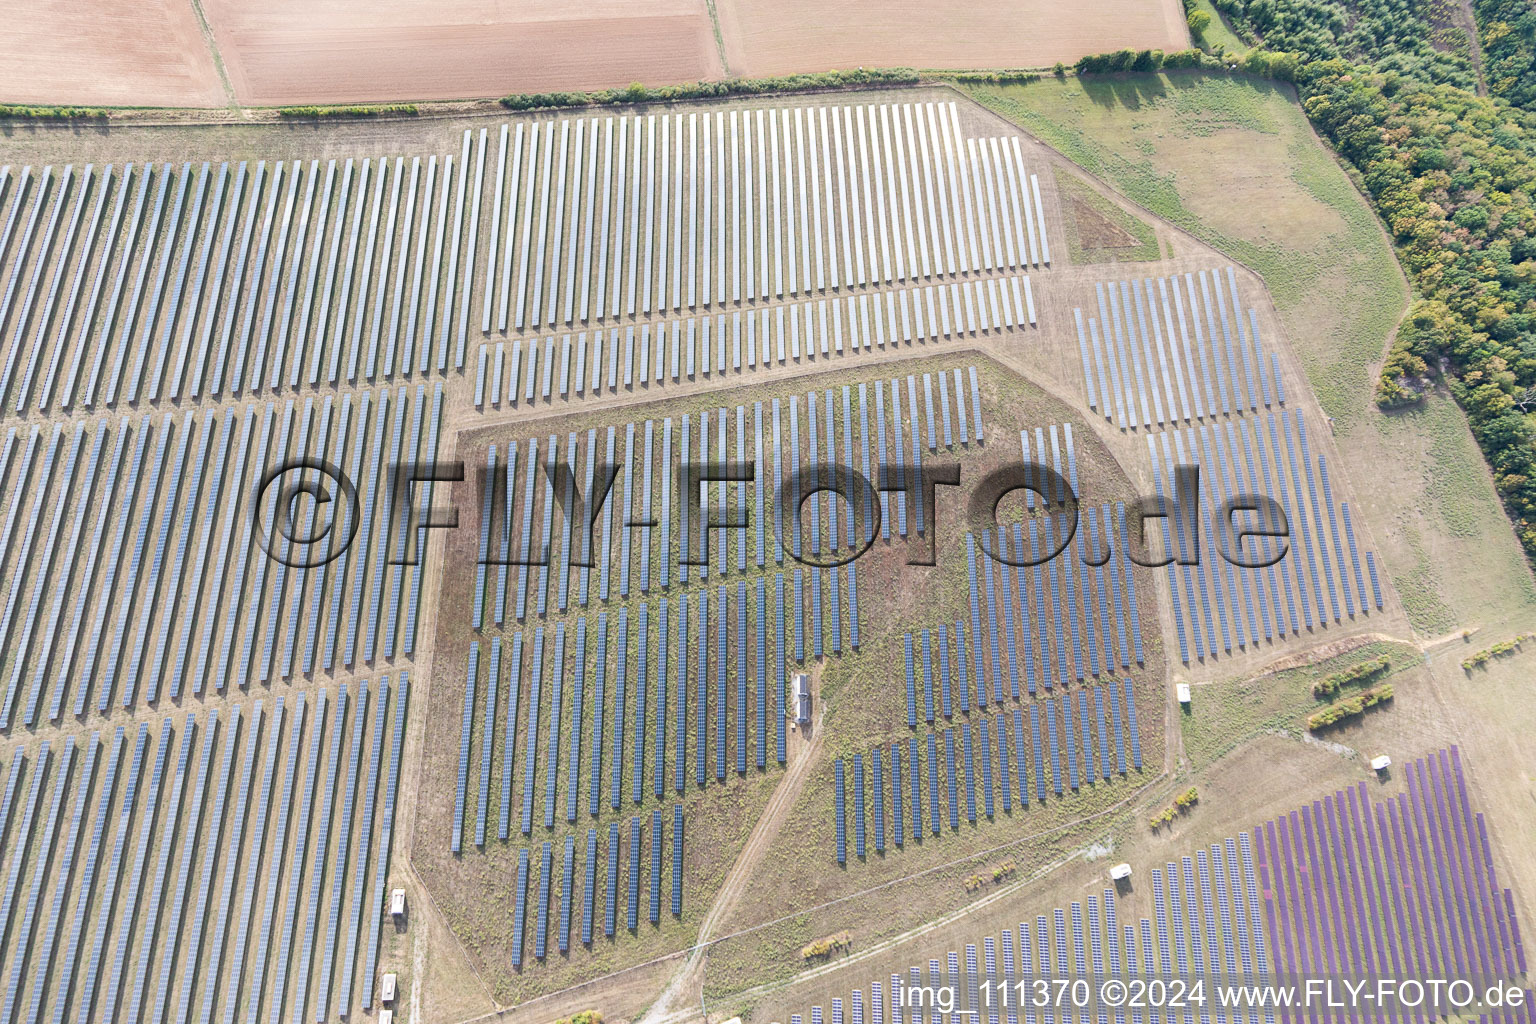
(637, 710, 826, 1024)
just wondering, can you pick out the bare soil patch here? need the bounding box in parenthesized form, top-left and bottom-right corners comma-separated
(714, 0, 1187, 78)
(203, 0, 722, 105)
(0, 0, 227, 106)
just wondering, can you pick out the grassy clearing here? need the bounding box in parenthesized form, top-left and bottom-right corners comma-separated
(1189, 0, 1247, 54)
(1053, 170, 1161, 264)
(1179, 639, 1421, 769)
(963, 74, 1402, 426)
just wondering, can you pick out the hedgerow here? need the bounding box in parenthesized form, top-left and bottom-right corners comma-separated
(500, 68, 920, 111)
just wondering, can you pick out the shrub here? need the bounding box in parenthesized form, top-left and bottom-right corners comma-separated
(0, 104, 108, 120)
(501, 68, 920, 112)
(1307, 684, 1394, 730)
(1312, 656, 1391, 696)
(1188, 8, 1213, 38)
(555, 1012, 603, 1024)
(276, 104, 417, 118)
(1462, 634, 1529, 671)
(801, 931, 853, 960)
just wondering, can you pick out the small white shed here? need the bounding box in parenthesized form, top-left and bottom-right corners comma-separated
(1110, 863, 1133, 881)
(390, 888, 406, 917)
(1176, 683, 1191, 705)
(380, 973, 398, 1003)
(1371, 754, 1392, 772)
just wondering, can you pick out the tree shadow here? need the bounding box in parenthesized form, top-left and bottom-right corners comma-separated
(1082, 73, 1172, 111)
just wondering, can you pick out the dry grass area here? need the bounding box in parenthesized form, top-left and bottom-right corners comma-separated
(713, 0, 1188, 78)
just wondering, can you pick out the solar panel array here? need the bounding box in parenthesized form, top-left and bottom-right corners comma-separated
(0, 384, 441, 726)
(0, 677, 409, 1021)
(795, 746, 1529, 1024)
(453, 564, 862, 848)
(833, 687, 1144, 858)
(1075, 268, 1286, 432)
(506, 804, 687, 963)
(1256, 747, 1526, 1006)
(470, 368, 984, 625)
(0, 106, 1050, 418)
(473, 276, 1034, 408)
(1146, 409, 1384, 665)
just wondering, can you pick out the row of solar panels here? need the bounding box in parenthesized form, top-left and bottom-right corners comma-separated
(470, 101, 1051, 337)
(0, 384, 441, 727)
(1258, 748, 1525, 987)
(796, 749, 1531, 1024)
(791, 845, 1278, 1024)
(897, 419, 1145, 719)
(833, 682, 1143, 862)
(0, 147, 479, 418)
(508, 805, 686, 965)
(0, 678, 408, 1022)
(1147, 409, 1385, 665)
(474, 274, 1033, 408)
(453, 567, 861, 851)
(470, 366, 985, 626)
(0, 103, 1051, 420)
(1075, 268, 1286, 432)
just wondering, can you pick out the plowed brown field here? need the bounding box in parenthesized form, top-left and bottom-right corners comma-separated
(0, 0, 1187, 108)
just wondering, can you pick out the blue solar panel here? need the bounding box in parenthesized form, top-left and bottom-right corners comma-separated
(674, 596, 688, 793)
(920, 630, 935, 724)
(628, 817, 642, 931)
(671, 805, 684, 916)
(543, 622, 567, 828)
(755, 579, 767, 768)
(853, 755, 866, 858)
(559, 836, 575, 952)
(979, 719, 995, 817)
(593, 616, 610, 813)
(652, 601, 668, 798)
(452, 642, 477, 853)
(945, 729, 960, 829)
(871, 749, 885, 853)
(775, 575, 786, 762)
(998, 543, 1024, 703)
(629, 607, 646, 803)
(843, 562, 861, 651)
(512, 848, 529, 965)
(1061, 690, 1078, 790)
(605, 823, 620, 937)
(535, 841, 553, 960)
(926, 734, 941, 835)
(566, 620, 586, 822)
(1030, 704, 1046, 801)
(1107, 682, 1126, 773)
(1095, 689, 1111, 780)
(811, 567, 824, 657)
(890, 746, 904, 847)
(938, 625, 953, 718)
(1078, 690, 1095, 782)
(834, 759, 847, 864)
(961, 724, 977, 823)
(649, 809, 663, 923)
(736, 582, 747, 774)
(1124, 680, 1142, 768)
(521, 628, 544, 834)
